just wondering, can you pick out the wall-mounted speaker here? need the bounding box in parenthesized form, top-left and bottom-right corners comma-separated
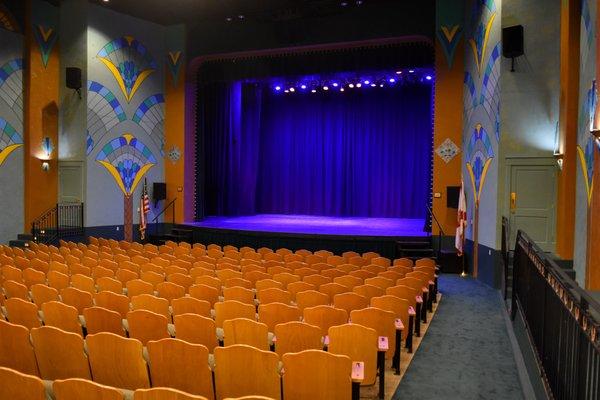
(502, 25, 524, 59)
(66, 67, 82, 90)
(153, 182, 167, 202)
(447, 186, 460, 209)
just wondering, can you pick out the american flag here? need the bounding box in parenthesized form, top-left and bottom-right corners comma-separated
(455, 178, 467, 256)
(139, 179, 150, 240)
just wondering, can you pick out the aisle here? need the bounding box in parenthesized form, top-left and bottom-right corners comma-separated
(392, 275, 525, 400)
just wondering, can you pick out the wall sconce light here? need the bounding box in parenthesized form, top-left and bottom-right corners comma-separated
(40, 137, 54, 172)
(554, 152, 564, 170)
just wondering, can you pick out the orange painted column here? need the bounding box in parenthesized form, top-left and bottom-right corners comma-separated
(164, 52, 185, 223)
(23, 0, 60, 231)
(556, 0, 580, 260)
(432, 40, 465, 236)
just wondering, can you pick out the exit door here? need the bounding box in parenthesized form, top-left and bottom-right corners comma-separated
(507, 159, 557, 252)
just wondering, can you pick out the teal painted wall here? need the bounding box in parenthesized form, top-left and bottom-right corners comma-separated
(0, 18, 24, 244)
(462, 0, 502, 252)
(574, 0, 596, 285)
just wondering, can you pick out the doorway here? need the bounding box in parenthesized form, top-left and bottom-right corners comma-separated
(505, 158, 557, 252)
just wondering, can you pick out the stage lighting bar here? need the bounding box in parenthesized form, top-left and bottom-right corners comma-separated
(272, 69, 434, 94)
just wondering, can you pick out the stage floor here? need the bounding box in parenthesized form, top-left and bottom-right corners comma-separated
(185, 214, 427, 237)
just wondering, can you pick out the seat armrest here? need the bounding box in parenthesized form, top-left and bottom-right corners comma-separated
(323, 335, 330, 346)
(395, 318, 404, 330)
(378, 336, 389, 351)
(351, 361, 365, 383)
(408, 306, 416, 316)
(416, 296, 423, 303)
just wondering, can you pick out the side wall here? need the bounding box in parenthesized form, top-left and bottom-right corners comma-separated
(0, 8, 24, 244)
(462, 0, 502, 286)
(85, 5, 166, 235)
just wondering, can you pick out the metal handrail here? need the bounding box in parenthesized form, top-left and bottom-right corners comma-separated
(512, 229, 600, 399)
(152, 198, 177, 236)
(426, 204, 444, 259)
(31, 203, 84, 244)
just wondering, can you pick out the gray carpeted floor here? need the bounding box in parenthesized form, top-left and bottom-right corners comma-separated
(392, 275, 525, 400)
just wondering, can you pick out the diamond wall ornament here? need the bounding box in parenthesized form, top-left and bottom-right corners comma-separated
(436, 138, 460, 163)
(167, 145, 181, 164)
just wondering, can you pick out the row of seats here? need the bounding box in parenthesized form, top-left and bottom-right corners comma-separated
(0, 244, 436, 343)
(0, 366, 213, 400)
(0, 239, 439, 399)
(0, 270, 421, 358)
(0, 319, 370, 400)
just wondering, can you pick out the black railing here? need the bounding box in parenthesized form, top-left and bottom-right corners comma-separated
(501, 216, 510, 300)
(152, 198, 177, 236)
(31, 203, 84, 244)
(512, 230, 600, 400)
(426, 204, 444, 260)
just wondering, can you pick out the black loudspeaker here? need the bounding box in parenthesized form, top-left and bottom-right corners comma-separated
(153, 182, 166, 201)
(66, 67, 82, 90)
(502, 25, 524, 58)
(447, 186, 460, 209)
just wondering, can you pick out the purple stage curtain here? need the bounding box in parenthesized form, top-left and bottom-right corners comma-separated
(198, 82, 433, 219)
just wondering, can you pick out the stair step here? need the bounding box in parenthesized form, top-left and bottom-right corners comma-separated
(171, 228, 193, 234)
(9, 240, 29, 248)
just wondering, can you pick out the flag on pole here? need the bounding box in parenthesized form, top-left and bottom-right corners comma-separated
(139, 179, 150, 240)
(455, 178, 467, 255)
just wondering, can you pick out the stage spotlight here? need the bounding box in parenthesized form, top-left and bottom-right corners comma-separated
(396, 71, 402, 75)
(284, 90, 290, 93)
(238, 15, 245, 20)
(341, 1, 348, 6)
(356, 83, 362, 88)
(323, 86, 329, 91)
(332, 82, 339, 87)
(311, 89, 317, 93)
(356, 0, 363, 5)
(379, 84, 384, 87)
(371, 83, 376, 87)
(389, 78, 396, 83)
(300, 84, 307, 90)
(364, 80, 370, 85)
(289, 87, 295, 92)
(426, 75, 432, 80)
(340, 88, 345, 92)
(275, 86, 281, 91)
(226, 17, 233, 22)
(349, 83, 355, 88)
(409, 69, 415, 73)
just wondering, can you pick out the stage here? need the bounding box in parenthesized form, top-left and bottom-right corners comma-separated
(177, 214, 430, 259)
(185, 214, 426, 237)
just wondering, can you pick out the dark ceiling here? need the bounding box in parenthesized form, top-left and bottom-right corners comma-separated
(88, 0, 401, 26)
